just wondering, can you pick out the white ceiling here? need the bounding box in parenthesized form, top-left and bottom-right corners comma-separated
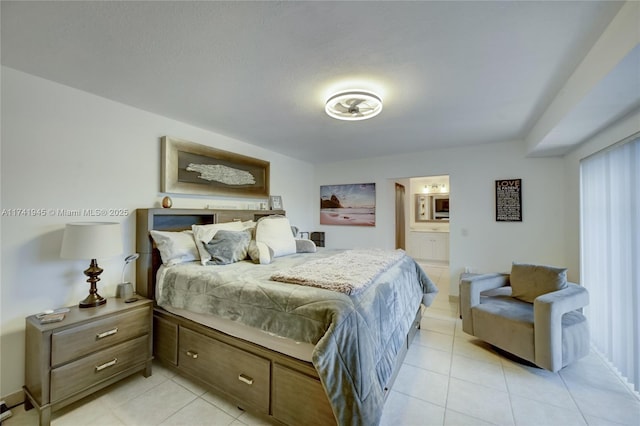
(2, 1, 638, 164)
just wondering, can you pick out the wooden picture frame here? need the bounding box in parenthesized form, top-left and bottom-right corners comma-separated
(161, 137, 270, 198)
(495, 179, 522, 222)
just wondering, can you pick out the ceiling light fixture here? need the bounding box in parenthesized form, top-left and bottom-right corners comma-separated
(325, 90, 383, 121)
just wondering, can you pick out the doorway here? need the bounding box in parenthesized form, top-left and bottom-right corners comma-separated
(395, 183, 406, 249)
(400, 175, 450, 266)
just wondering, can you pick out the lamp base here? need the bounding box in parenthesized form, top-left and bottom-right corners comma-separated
(79, 258, 107, 308)
(79, 293, 107, 308)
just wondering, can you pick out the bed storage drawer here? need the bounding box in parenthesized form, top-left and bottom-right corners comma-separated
(51, 307, 150, 366)
(50, 335, 149, 401)
(178, 327, 270, 413)
(272, 363, 336, 425)
(154, 315, 178, 365)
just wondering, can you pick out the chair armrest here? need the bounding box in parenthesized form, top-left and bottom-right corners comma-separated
(534, 283, 589, 372)
(460, 273, 509, 335)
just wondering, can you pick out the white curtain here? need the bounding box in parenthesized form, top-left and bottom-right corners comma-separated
(580, 135, 640, 393)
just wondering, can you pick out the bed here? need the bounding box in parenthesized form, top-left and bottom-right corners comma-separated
(135, 208, 438, 425)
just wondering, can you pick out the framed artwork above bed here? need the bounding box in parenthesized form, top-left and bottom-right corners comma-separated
(320, 183, 376, 226)
(161, 136, 270, 198)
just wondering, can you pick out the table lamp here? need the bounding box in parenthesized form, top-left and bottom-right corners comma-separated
(60, 222, 123, 308)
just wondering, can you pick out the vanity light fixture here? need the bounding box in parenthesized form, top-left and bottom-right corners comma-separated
(423, 183, 447, 194)
(325, 90, 383, 121)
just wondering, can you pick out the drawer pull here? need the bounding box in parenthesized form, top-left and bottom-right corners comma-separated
(95, 358, 118, 372)
(238, 374, 254, 385)
(96, 328, 118, 339)
(186, 350, 198, 359)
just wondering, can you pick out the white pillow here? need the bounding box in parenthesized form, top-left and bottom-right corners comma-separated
(192, 222, 245, 265)
(247, 240, 273, 264)
(149, 230, 199, 266)
(254, 216, 297, 258)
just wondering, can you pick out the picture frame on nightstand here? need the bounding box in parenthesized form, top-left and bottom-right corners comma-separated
(269, 195, 283, 210)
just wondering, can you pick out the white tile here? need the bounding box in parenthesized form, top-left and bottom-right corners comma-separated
(235, 409, 277, 426)
(450, 354, 507, 392)
(201, 391, 245, 419)
(561, 354, 638, 402)
(583, 414, 632, 426)
(114, 379, 197, 426)
(380, 390, 445, 426)
(421, 315, 456, 335)
(421, 266, 445, 281)
(454, 318, 469, 338)
(152, 361, 178, 379)
(428, 305, 459, 319)
(171, 374, 209, 396)
(51, 396, 112, 426)
(510, 394, 586, 426)
(444, 409, 495, 426)
(393, 363, 450, 407)
(571, 388, 640, 425)
(446, 378, 514, 425)
(160, 398, 236, 426)
(84, 413, 126, 426)
(94, 371, 170, 408)
(404, 344, 452, 375)
(452, 335, 504, 365)
(503, 362, 577, 409)
(413, 328, 454, 352)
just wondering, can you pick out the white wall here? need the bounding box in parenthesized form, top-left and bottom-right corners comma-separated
(315, 141, 568, 293)
(0, 67, 315, 398)
(563, 109, 640, 283)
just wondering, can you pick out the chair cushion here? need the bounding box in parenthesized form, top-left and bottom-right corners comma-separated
(472, 296, 535, 362)
(510, 263, 568, 303)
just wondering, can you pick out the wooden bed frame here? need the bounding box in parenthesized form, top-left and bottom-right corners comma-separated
(135, 208, 420, 425)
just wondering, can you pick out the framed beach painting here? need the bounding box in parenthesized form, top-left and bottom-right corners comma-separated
(320, 183, 376, 226)
(161, 136, 270, 198)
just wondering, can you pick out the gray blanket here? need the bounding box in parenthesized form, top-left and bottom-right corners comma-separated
(156, 249, 438, 425)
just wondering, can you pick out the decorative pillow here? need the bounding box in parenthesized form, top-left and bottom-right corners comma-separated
(149, 230, 199, 266)
(254, 215, 297, 258)
(204, 230, 251, 265)
(192, 222, 245, 265)
(510, 262, 568, 303)
(295, 239, 317, 253)
(247, 240, 274, 264)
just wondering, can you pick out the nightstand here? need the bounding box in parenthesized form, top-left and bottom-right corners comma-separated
(24, 298, 153, 426)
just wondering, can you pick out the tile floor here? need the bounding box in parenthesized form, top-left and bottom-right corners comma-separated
(5, 263, 640, 425)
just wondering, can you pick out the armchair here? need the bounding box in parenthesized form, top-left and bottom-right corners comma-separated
(460, 266, 589, 372)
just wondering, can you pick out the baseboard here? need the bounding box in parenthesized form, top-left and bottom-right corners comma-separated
(1, 389, 24, 409)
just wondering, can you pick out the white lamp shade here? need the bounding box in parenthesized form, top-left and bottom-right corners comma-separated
(60, 222, 123, 260)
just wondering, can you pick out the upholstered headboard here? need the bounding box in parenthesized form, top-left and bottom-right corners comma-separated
(135, 208, 285, 299)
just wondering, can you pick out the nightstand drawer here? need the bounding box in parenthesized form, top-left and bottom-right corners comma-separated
(179, 327, 270, 413)
(51, 306, 150, 366)
(50, 334, 149, 401)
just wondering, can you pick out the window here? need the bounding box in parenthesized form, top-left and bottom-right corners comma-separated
(580, 135, 639, 393)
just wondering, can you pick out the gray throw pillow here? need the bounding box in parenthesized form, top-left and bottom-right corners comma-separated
(204, 230, 251, 265)
(295, 239, 317, 253)
(510, 262, 568, 303)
